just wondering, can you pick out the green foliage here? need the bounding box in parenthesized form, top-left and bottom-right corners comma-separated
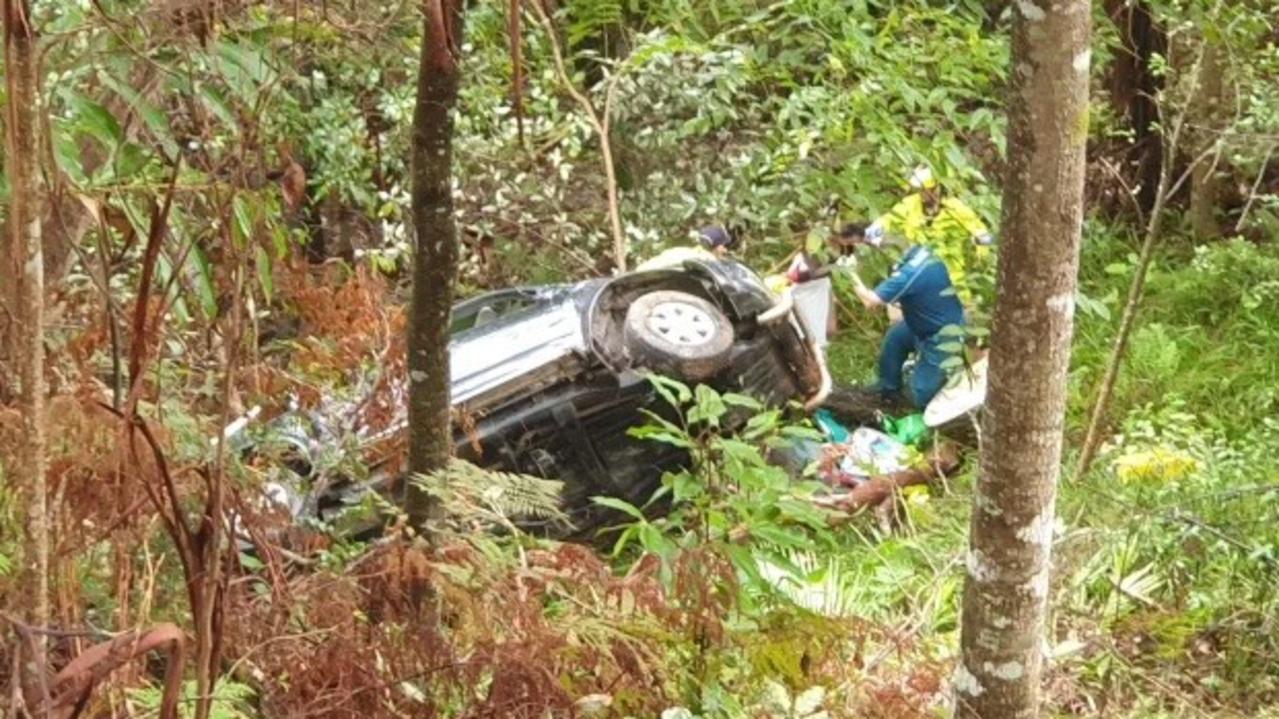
(129, 679, 256, 719)
(446, 0, 1007, 276)
(0, 465, 14, 579)
(1059, 231, 1279, 711)
(602, 378, 832, 584)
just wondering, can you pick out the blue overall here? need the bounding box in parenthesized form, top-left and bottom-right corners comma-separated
(872, 245, 966, 408)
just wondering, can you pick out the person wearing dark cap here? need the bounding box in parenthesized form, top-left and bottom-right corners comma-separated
(636, 225, 739, 271)
(697, 225, 738, 257)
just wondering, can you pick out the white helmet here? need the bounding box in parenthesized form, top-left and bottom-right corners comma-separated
(907, 165, 938, 191)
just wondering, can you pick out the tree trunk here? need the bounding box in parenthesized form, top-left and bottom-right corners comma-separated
(1105, 0, 1165, 215)
(406, 0, 463, 527)
(954, 1, 1090, 717)
(1188, 42, 1224, 240)
(3, 0, 49, 665)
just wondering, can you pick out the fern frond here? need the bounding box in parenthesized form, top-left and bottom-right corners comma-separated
(412, 459, 571, 531)
(564, 0, 625, 46)
(755, 550, 862, 619)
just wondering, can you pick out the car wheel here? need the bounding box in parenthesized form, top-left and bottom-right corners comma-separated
(624, 290, 734, 381)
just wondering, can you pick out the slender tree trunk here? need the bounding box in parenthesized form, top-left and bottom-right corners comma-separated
(406, 0, 463, 526)
(3, 0, 49, 664)
(1188, 42, 1224, 240)
(954, 1, 1090, 717)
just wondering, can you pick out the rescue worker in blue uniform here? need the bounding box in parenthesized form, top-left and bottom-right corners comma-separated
(839, 223, 966, 409)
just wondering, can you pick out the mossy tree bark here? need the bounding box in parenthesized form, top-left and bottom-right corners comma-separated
(3, 0, 48, 666)
(407, 0, 463, 527)
(954, 0, 1090, 716)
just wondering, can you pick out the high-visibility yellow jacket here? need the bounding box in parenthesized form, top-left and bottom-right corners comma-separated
(868, 193, 994, 305)
(635, 246, 718, 272)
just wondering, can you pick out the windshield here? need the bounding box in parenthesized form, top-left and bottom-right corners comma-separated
(450, 286, 575, 336)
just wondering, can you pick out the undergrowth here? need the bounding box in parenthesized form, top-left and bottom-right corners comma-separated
(823, 225, 1279, 717)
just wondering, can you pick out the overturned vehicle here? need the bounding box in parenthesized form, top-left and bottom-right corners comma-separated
(260, 257, 831, 538)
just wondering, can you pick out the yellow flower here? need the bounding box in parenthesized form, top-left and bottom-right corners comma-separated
(1113, 446, 1198, 483)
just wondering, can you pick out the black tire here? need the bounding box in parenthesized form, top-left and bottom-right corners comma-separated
(624, 290, 734, 381)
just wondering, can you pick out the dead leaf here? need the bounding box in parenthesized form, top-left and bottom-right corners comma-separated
(281, 160, 306, 212)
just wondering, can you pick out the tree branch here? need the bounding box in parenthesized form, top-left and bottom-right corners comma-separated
(529, 1, 627, 271)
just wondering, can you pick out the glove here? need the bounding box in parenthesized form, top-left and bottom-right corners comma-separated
(864, 222, 886, 247)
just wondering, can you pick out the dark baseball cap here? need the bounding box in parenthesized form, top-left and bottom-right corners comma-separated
(698, 226, 736, 249)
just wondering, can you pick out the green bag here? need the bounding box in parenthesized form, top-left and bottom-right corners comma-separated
(884, 413, 928, 446)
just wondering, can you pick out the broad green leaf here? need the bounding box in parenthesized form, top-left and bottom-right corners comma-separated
(688, 384, 728, 426)
(197, 83, 240, 134)
(113, 142, 150, 180)
(743, 409, 782, 440)
(52, 122, 89, 182)
(591, 495, 646, 521)
(637, 524, 673, 557)
(647, 374, 692, 409)
(718, 438, 767, 471)
(671, 472, 704, 502)
(611, 525, 639, 558)
(69, 96, 124, 148)
(99, 70, 180, 160)
(776, 498, 830, 529)
(780, 425, 824, 441)
(750, 524, 807, 548)
(272, 226, 290, 260)
(190, 246, 218, 319)
(217, 40, 275, 84)
(232, 195, 254, 246)
(628, 421, 693, 449)
(641, 482, 672, 510)
(1076, 292, 1111, 321)
(210, 46, 260, 105)
(255, 245, 274, 303)
(725, 544, 765, 587)
(722, 392, 764, 410)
